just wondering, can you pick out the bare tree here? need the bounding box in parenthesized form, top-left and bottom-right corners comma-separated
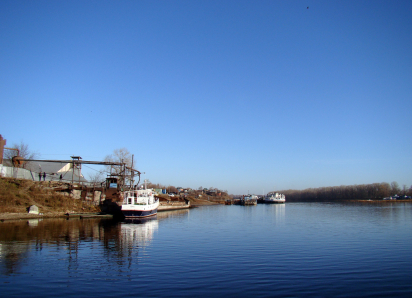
(3, 141, 39, 169)
(104, 148, 132, 171)
(88, 171, 105, 184)
(391, 181, 400, 195)
(104, 148, 134, 186)
(378, 182, 391, 198)
(167, 186, 177, 193)
(146, 182, 164, 189)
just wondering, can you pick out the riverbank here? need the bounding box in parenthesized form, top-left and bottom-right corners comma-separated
(0, 201, 217, 221)
(0, 177, 223, 221)
(0, 177, 100, 219)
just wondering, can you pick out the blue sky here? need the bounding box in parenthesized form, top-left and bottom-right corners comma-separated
(1, 0, 411, 194)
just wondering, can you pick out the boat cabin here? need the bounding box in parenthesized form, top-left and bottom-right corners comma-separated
(123, 190, 155, 206)
(106, 177, 118, 189)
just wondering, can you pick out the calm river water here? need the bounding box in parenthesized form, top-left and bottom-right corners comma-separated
(1, 202, 412, 297)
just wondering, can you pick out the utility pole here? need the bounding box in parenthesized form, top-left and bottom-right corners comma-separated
(70, 156, 82, 185)
(130, 154, 134, 189)
(0, 135, 6, 165)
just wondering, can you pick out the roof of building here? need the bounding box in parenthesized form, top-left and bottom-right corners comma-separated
(25, 161, 87, 182)
(33, 170, 88, 183)
(25, 161, 68, 173)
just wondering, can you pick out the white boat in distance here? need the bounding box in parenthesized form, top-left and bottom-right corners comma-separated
(121, 188, 160, 218)
(265, 192, 286, 204)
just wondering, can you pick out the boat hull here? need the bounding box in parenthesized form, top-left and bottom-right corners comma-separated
(265, 200, 285, 204)
(122, 208, 158, 218)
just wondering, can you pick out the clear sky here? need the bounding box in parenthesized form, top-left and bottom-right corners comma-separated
(1, 0, 411, 194)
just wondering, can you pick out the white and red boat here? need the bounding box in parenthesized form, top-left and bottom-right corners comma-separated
(121, 188, 159, 218)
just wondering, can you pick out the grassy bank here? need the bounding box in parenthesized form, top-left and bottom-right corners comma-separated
(0, 177, 99, 216)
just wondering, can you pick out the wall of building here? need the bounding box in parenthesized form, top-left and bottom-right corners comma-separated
(0, 165, 35, 180)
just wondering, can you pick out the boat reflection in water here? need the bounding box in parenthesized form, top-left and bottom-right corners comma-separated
(120, 217, 159, 249)
(119, 209, 190, 249)
(264, 203, 285, 225)
(274, 203, 285, 224)
(0, 209, 191, 276)
(157, 209, 190, 220)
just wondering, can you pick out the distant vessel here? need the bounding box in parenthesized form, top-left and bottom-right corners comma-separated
(121, 188, 160, 218)
(241, 195, 258, 205)
(264, 193, 286, 204)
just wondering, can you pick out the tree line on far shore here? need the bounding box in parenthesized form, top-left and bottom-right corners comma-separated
(278, 182, 410, 202)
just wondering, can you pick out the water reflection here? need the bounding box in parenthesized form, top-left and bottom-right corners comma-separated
(121, 217, 159, 249)
(27, 218, 42, 227)
(0, 210, 190, 276)
(157, 209, 190, 220)
(0, 240, 30, 275)
(261, 203, 285, 225)
(0, 218, 106, 275)
(273, 203, 285, 224)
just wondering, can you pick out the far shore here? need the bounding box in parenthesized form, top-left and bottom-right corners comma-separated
(1, 175, 410, 222)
